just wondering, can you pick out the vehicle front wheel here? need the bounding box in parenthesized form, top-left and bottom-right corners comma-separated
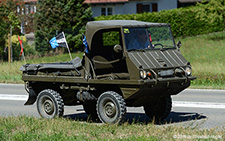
(97, 91, 126, 124)
(37, 89, 64, 119)
(144, 96, 172, 122)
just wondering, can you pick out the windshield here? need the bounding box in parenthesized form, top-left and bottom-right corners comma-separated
(124, 26, 175, 51)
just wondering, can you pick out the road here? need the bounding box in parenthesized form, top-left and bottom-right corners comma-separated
(0, 83, 225, 129)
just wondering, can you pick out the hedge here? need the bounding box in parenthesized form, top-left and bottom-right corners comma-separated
(95, 5, 225, 38)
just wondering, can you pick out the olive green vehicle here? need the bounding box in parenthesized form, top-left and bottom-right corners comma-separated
(20, 20, 196, 124)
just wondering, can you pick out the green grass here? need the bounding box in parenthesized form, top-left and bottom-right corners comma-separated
(0, 116, 224, 140)
(177, 32, 225, 89)
(0, 32, 224, 89)
(0, 52, 84, 83)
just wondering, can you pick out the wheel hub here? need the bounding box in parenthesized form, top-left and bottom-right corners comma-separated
(104, 101, 116, 118)
(43, 99, 54, 115)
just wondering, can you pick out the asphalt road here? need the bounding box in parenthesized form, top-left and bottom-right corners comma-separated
(0, 83, 225, 129)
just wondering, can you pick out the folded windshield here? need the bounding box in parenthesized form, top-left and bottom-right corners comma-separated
(124, 26, 175, 51)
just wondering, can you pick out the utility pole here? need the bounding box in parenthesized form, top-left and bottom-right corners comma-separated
(8, 26, 12, 64)
(10, 26, 13, 62)
(8, 33, 10, 65)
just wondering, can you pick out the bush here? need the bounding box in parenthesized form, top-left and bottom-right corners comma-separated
(34, 0, 92, 54)
(95, 1, 225, 38)
(5, 35, 36, 61)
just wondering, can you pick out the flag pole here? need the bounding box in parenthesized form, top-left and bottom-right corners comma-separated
(21, 36, 26, 64)
(22, 51, 26, 64)
(62, 32, 72, 61)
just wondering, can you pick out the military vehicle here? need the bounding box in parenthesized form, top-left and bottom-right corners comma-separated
(20, 20, 196, 124)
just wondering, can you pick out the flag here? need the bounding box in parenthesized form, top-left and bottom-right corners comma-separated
(18, 36, 23, 56)
(50, 32, 73, 60)
(49, 32, 68, 49)
(82, 34, 89, 53)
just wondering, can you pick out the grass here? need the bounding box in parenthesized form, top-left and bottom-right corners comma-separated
(0, 116, 224, 140)
(0, 52, 84, 83)
(177, 32, 225, 89)
(0, 32, 224, 89)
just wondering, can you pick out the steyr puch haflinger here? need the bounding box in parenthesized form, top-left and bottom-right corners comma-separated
(20, 20, 196, 124)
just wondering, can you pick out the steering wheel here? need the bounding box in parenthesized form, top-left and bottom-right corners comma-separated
(154, 44, 163, 48)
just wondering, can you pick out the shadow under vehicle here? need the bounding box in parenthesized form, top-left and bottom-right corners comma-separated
(20, 20, 196, 124)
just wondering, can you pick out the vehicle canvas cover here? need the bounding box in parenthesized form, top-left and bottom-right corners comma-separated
(85, 20, 168, 51)
(20, 57, 82, 75)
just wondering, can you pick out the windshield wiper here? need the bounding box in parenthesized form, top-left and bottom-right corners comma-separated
(128, 49, 145, 52)
(127, 49, 136, 52)
(160, 46, 175, 51)
(163, 45, 175, 48)
(160, 48, 167, 51)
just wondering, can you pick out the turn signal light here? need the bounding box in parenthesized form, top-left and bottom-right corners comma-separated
(147, 72, 151, 77)
(140, 70, 152, 79)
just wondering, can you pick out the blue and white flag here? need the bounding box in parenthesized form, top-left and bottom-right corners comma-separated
(82, 34, 89, 53)
(49, 32, 68, 49)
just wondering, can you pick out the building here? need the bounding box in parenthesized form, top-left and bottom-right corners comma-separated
(1, 0, 204, 33)
(84, 0, 205, 17)
(84, 0, 178, 17)
(16, 0, 37, 15)
(17, 0, 37, 33)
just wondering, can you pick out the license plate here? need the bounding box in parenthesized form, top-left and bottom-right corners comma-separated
(158, 69, 174, 77)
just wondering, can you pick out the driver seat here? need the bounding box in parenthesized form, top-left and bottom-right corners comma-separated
(92, 56, 129, 80)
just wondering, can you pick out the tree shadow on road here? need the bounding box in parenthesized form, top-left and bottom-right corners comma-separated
(63, 111, 207, 125)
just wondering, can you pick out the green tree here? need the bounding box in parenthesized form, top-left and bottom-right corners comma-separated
(196, 0, 225, 30)
(95, 0, 224, 37)
(35, 0, 93, 54)
(0, 0, 21, 60)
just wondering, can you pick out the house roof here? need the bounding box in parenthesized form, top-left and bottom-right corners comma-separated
(84, 0, 129, 4)
(24, 0, 37, 2)
(0, 0, 37, 6)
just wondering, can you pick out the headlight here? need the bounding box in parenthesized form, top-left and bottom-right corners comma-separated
(185, 67, 192, 76)
(140, 70, 147, 79)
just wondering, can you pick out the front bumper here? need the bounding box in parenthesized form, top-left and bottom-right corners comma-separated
(143, 76, 196, 84)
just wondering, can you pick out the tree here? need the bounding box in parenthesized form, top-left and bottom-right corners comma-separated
(196, 0, 225, 30)
(34, 0, 93, 54)
(0, 0, 21, 60)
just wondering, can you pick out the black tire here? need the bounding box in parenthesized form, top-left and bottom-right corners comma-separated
(144, 96, 172, 122)
(96, 91, 126, 124)
(37, 89, 64, 119)
(83, 101, 99, 121)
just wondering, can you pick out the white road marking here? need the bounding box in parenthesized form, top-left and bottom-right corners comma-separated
(1, 94, 225, 109)
(185, 89, 225, 92)
(0, 94, 28, 101)
(173, 101, 225, 109)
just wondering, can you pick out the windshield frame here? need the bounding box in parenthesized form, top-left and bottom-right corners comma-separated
(123, 25, 176, 51)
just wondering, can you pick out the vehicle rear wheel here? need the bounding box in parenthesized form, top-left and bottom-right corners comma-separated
(97, 91, 126, 124)
(37, 89, 64, 118)
(83, 101, 99, 121)
(144, 96, 171, 122)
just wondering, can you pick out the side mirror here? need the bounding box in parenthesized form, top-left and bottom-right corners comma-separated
(176, 41, 182, 48)
(113, 44, 122, 53)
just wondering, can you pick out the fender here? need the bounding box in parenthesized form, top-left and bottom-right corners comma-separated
(24, 87, 37, 105)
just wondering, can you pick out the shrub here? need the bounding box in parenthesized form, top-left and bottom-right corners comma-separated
(5, 35, 36, 61)
(95, 1, 225, 38)
(34, 0, 93, 54)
